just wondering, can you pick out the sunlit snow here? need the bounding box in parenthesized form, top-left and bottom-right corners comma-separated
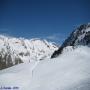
(0, 46, 90, 90)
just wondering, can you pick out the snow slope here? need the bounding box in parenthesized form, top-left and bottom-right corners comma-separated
(0, 35, 58, 69)
(0, 46, 90, 90)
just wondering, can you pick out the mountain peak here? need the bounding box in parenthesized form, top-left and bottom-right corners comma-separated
(51, 23, 90, 58)
(0, 35, 58, 70)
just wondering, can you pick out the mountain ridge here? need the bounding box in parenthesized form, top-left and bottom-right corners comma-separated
(0, 35, 58, 70)
(51, 23, 90, 58)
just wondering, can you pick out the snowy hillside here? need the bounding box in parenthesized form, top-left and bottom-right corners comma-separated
(0, 35, 58, 70)
(0, 46, 90, 90)
(51, 23, 90, 58)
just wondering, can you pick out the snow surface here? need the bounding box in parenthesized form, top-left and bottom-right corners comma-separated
(0, 46, 90, 90)
(0, 35, 58, 64)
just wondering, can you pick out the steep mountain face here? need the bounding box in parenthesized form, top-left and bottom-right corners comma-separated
(51, 23, 90, 58)
(0, 35, 58, 70)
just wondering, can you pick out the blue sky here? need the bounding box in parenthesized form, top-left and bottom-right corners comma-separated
(0, 0, 90, 44)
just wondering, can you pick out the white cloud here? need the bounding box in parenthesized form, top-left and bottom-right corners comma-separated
(47, 35, 59, 41)
(46, 33, 66, 44)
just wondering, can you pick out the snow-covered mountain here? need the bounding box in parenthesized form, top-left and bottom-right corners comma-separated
(0, 46, 90, 90)
(0, 35, 58, 70)
(0, 23, 90, 90)
(51, 23, 90, 58)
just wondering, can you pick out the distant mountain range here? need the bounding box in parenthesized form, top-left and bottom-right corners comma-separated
(0, 35, 58, 70)
(1, 23, 90, 70)
(51, 23, 90, 58)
